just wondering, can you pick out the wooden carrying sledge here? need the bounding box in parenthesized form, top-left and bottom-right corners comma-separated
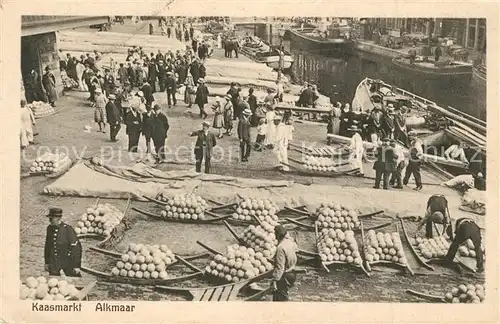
(284, 210, 387, 232)
(405, 289, 446, 303)
(154, 241, 275, 301)
(81, 246, 208, 286)
(313, 222, 370, 276)
(399, 218, 481, 273)
(360, 221, 414, 275)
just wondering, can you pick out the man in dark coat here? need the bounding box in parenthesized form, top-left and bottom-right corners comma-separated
(151, 104, 170, 162)
(403, 137, 423, 191)
(105, 94, 122, 142)
(156, 50, 165, 62)
(84, 53, 97, 72)
(127, 62, 136, 87)
(381, 137, 399, 189)
(192, 38, 198, 54)
(189, 121, 217, 173)
(195, 78, 209, 119)
(66, 54, 78, 83)
(44, 208, 82, 277)
(142, 106, 155, 154)
(247, 88, 259, 126)
(124, 106, 142, 152)
(175, 60, 188, 85)
(227, 83, 240, 120)
(140, 80, 154, 109)
(189, 25, 194, 39)
(198, 63, 207, 80)
(42, 66, 58, 107)
(165, 71, 177, 107)
(148, 61, 158, 93)
(103, 69, 116, 97)
(118, 63, 128, 86)
(190, 60, 200, 85)
(238, 109, 252, 162)
(157, 61, 167, 92)
(373, 138, 396, 189)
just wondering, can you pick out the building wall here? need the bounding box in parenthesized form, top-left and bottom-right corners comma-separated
(21, 32, 63, 99)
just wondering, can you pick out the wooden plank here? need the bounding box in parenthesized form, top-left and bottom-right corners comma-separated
(228, 282, 245, 300)
(200, 288, 217, 301)
(209, 286, 226, 301)
(219, 285, 235, 301)
(191, 289, 208, 301)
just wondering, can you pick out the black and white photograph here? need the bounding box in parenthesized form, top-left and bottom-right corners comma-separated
(4, 6, 496, 322)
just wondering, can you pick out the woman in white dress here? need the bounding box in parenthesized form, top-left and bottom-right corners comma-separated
(76, 60, 87, 91)
(217, 34, 222, 49)
(264, 103, 277, 149)
(20, 99, 36, 149)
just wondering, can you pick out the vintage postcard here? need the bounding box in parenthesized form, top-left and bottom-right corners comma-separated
(1, 1, 498, 323)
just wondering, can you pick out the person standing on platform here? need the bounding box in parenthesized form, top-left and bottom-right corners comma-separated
(445, 218, 484, 273)
(403, 136, 423, 191)
(271, 225, 298, 301)
(151, 104, 169, 163)
(124, 104, 142, 152)
(189, 121, 217, 173)
(415, 194, 452, 239)
(238, 109, 252, 162)
(44, 208, 82, 277)
(105, 94, 121, 142)
(195, 78, 209, 119)
(42, 66, 58, 107)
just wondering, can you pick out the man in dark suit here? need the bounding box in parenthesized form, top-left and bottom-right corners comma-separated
(373, 138, 396, 189)
(165, 71, 177, 107)
(124, 105, 142, 152)
(382, 137, 399, 189)
(103, 69, 116, 98)
(157, 61, 167, 92)
(44, 208, 82, 277)
(147, 61, 158, 93)
(105, 94, 122, 142)
(151, 104, 169, 162)
(238, 109, 252, 162)
(189, 121, 217, 173)
(140, 80, 154, 109)
(127, 62, 136, 87)
(118, 63, 128, 86)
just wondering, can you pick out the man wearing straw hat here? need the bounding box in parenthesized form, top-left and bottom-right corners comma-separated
(189, 121, 217, 173)
(238, 108, 252, 162)
(44, 208, 82, 277)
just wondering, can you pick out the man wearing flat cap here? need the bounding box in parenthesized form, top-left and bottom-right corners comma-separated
(189, 121, 217, 173)
(271, 225, 298, 301)
(105, 94, 122, 142)
(44, 208, 82, 277)
(237, 109, 252, 162)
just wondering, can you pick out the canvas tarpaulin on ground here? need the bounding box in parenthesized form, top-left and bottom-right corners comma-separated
(43, 158, 484, 228)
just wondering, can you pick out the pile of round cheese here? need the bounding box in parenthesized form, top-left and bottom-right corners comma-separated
(363, 230, 407, 265)
(20, 276, 80, 301)
(75, 203, 124, 236)
(303, 155, 336, 172)
(458, 239, 484, 258)
(241, 223, 279, 258)
(443, 283, 485, 303)
(412, 236, 450, 259)
(111, 243, 175, 279)
(232, 198, 279, 223)
(312, 202, 361, 230)
(29, 152, 72, 174)
(28, 101, 55, 118)
(204, 244, 274, 283)
(317, 228, 363, 266)
(158, 193, 209, 221)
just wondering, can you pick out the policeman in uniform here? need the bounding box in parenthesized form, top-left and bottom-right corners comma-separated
(415, 195, 452, 239)
(44, 208, 82, 277)
(445, 218, 484, 273)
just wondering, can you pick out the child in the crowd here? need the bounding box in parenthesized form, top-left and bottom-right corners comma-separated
(285, 117, 295, 150)
(254, 118, 267, 151)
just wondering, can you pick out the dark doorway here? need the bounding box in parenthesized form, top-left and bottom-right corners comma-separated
(21, 36, 43, 103)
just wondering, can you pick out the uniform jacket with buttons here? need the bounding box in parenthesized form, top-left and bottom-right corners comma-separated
(44, 222, 82, 271)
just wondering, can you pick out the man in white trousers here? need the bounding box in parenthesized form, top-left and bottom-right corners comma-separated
(348, 125, 364, 175)
(273, 114, 290, 172)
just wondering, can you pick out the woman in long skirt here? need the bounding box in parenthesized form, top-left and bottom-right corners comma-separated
(264, 104, 277, 148)
(211, 97, 225, 138)
(223, 94, 234, 135)
(20, 100, 35, 149)
(93, 88, 107, 133)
